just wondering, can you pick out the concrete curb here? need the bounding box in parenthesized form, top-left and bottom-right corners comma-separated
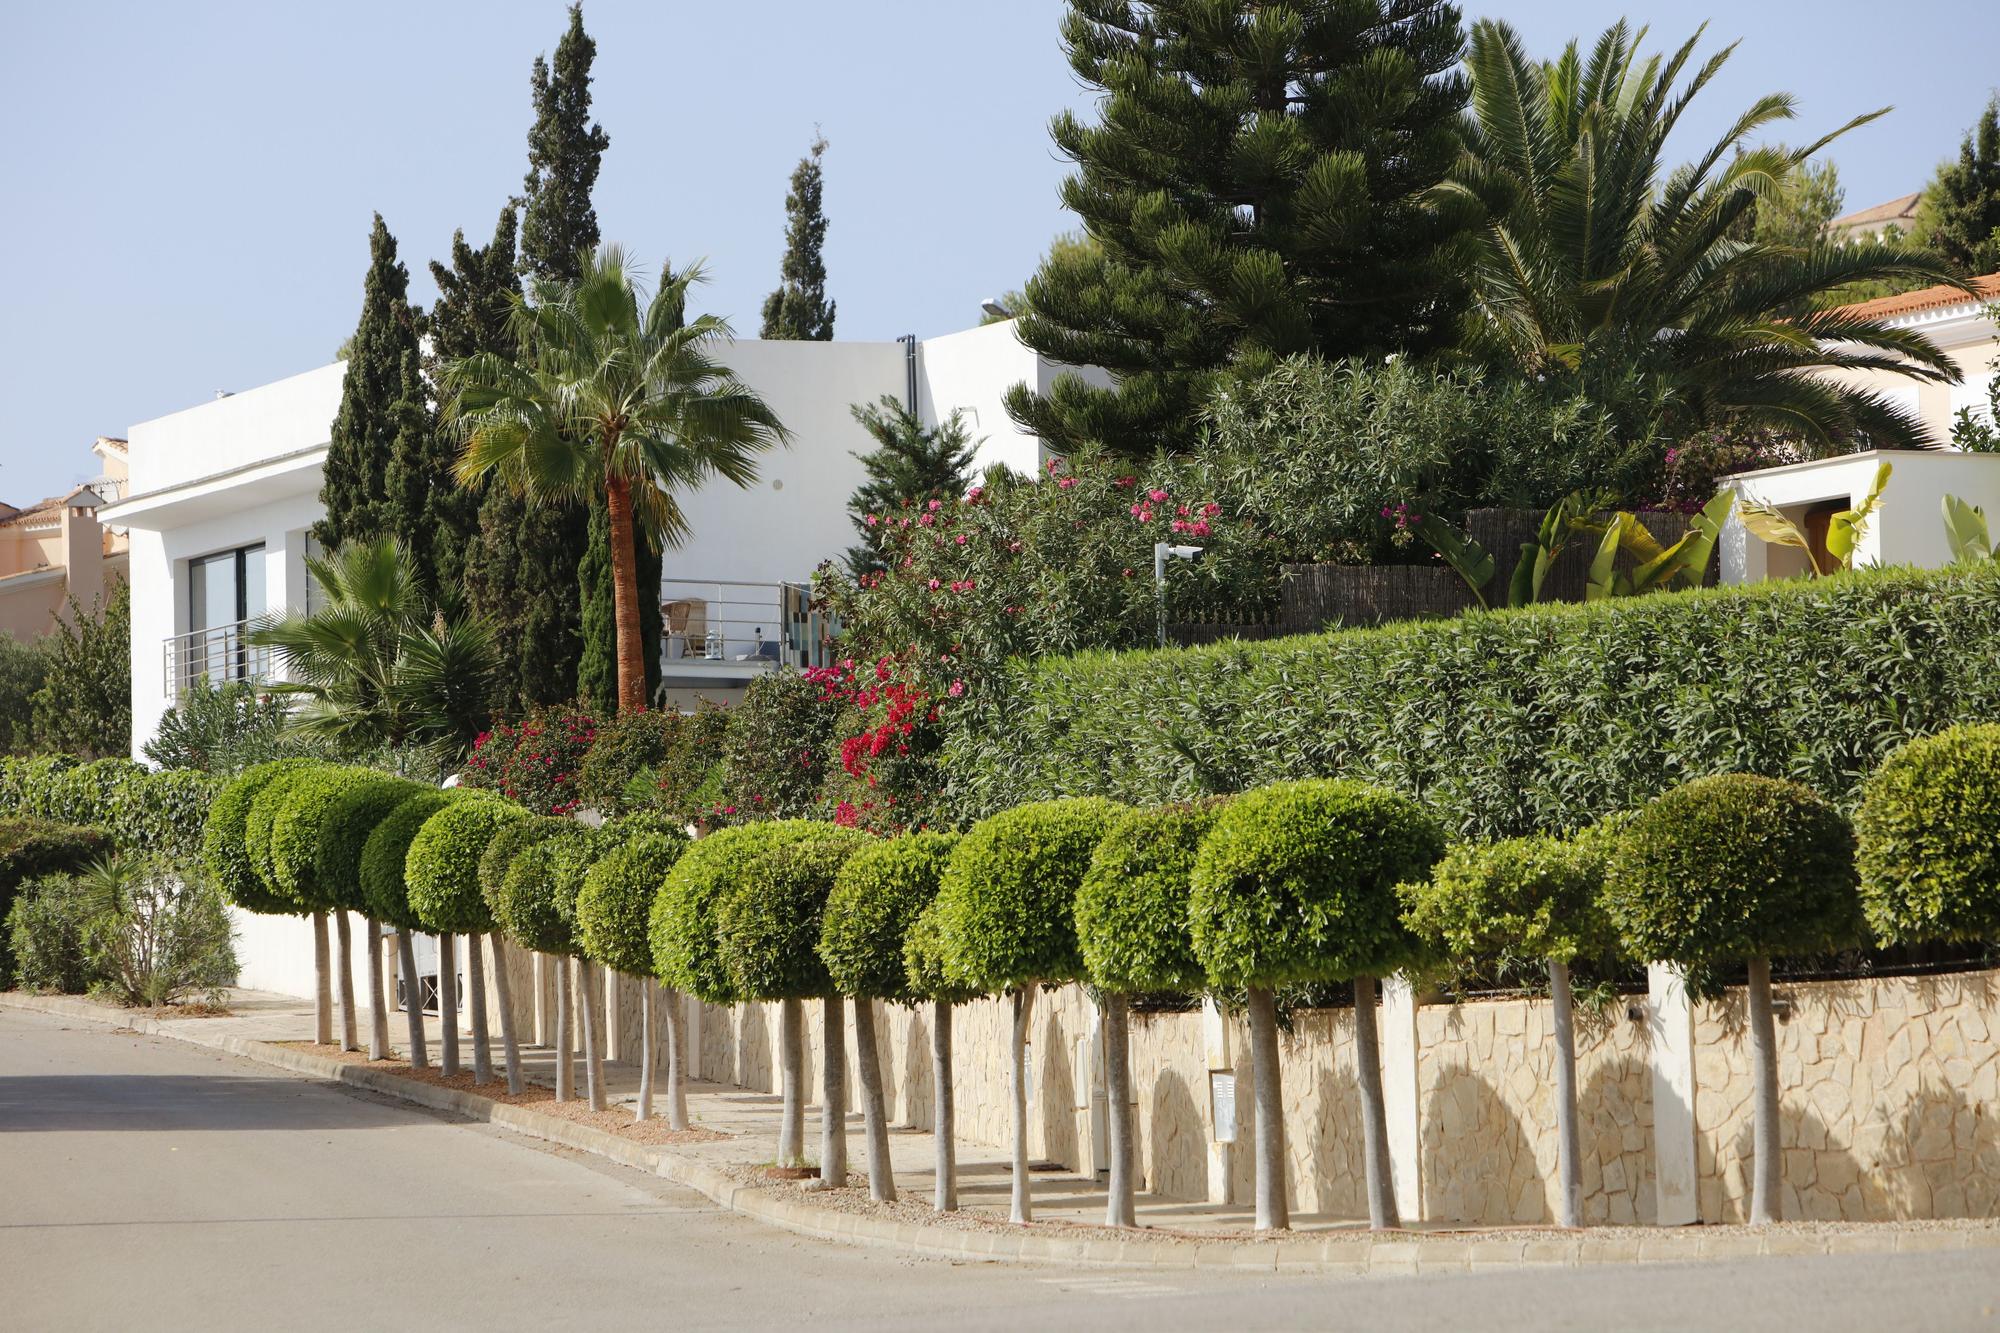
(11, 992, 1997, 1274)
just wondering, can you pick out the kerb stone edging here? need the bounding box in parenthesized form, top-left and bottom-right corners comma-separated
(7, 992, 1994, 1275)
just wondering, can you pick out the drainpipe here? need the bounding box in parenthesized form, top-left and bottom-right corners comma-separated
(899, 334, 917, 416)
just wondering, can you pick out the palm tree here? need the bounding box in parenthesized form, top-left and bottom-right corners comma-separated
(444, 247, 788, 713)
(1445, 20, 1973, 451)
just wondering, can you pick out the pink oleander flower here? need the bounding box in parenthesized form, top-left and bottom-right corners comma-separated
(947, 679, 966, 698)
(1058, 476, 1076, 489)
(928, 498, 943, 511)
(1148, 488, 1170, 503)
(955, 533, 968, 544)
(927, 578, 941, 590)
(864, 514, 878, 527)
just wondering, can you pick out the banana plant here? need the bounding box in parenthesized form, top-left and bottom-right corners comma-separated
(1584, 492, 1734, 601)
(1415, 512, 1498, 608)
(1737, 461, 1892, 577)
(1941, 494, 1999, 565)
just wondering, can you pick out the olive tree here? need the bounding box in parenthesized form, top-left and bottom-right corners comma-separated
(821, 830, 959, 1203)
(1076, 802, 1221, 1229)
(491, 820, 590, 1100)
(204, 760, 327, 1041)
(407, 796, 529, 1086)
(1856, 724, 2000, 947)
(1190, 780, 1444, 1232)
(1400, 827, 1623, 1228)
(1605, 774, 1859, 1225)
(714, 821, 872, 1185)
(359, 789, 460, 1071)
(934, 797, 1123, 1223)
(578, 829, 691, 1124)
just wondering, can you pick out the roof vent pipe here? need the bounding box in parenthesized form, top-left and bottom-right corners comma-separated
(898, 334, 917, 418)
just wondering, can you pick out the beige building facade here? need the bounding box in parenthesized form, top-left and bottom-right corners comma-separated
(1824, 274, 2000, 446)
(0, 436, 129, 642)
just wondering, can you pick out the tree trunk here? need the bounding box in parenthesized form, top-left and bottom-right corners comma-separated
(1353, 975, 1400, 1231)
(1747, 956, 1783, 1225)
(333, 913, 358, 1052)
(778, 996, 806, 1167)
(554, 954, 573, 1102)
(852, 996, 896, 1202)
(636, 978, 655, 1122)
(604, 470, 647, 715)
(491, 934, 522, 1095)
(1009, 984, 1037, 1224)
(397, 930, 427, 1069)
(467, 931, 492, 1085)
(931, 1000, 958, 1212)
(1103, 991, 1136, 1228)
(311, 912, 332, 1046)
(438, 934, 460, 1079)
(365, 919, 390, 1061)
(1247, 985, 1289, 1231)
(815, 994, 849, 1190)
(580, 959, 607, 1112)
(1549, 957, 1584, 1229)
(661, 984, 690, 1131)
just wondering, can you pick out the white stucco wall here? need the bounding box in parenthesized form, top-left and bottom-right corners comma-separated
(126, 363, 345, 494)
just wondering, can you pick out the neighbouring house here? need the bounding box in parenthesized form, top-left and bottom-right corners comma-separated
(0, 436, 130, 642)
(1816, 273, 2000, 446)
(1824, 191, 1923, 245)
(98, 320, 1098, 999)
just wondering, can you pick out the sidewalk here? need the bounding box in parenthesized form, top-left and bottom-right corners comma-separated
(9, 987, 1997, 1273)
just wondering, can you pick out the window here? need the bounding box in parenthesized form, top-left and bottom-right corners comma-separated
(189, 543, 264, 631)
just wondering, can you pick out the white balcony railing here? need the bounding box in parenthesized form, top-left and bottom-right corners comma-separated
(164, 619, 273, 702)
(660, 579, 836, 676)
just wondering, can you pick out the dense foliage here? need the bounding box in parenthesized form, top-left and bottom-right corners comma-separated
(267, 767, 405, 914)
(843, 397, 976, 574)
(933, 797, 1123, 991)
(651, 824, 774, 1003)
(358, 790, 459, 931)
(713, 821, 871, 1001)
(1399, 829, 1622, 980)
(142, 678, 313, 774)
(29, 585, 130, 759)
(1075, 802, 1220, 994)
(577, 830, 688, 977)
(462, 706, 599, 815)
(405, 797, 526, 935)
(491, 821, 589, 954)
(203, 760, 321, 917)
(759, 133, 836, 341)
(1855, 725, 2000, 945)
(820, 831, 958, 1004)
(0, 817, 114, 986)
(1921, 94, 2000, 275)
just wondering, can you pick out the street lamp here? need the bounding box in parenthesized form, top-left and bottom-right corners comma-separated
(980, 298, 1015, 321)
(1155, 541, 1204, 649)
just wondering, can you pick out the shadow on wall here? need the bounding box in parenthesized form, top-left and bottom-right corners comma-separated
(736, 1002, 773, 1096)
(1579, 1054, 1655, 1225)
(1876, 1080, 2000, 1219)
(1145, 1066, 1204, 1201)
(1308, 1057, 1367, 1218)
(1712, 1107, 1868, 1223)
(1420, 1066, 1544, 1224)
(899, 1004, 934, 1131)
(1036, 999, 1080, 1169)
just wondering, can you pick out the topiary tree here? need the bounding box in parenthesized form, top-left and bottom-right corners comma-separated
(578, 828, 690, 1124)
(651, 824, 760, 1005)
(821, 830, 959, 1203)
(314, 770, 426, 1060)
(1856, 724, 2000, 948)
(934, 796, 1123, 1223)
(244, 761, 341, 1045)
(1190, 779, 1444, 1232)
(1076, 801, 1221, 1228)
(1604, 773, 1859, 1225)
(359, 789, 461, 1070)
(491, 819, 590, 1100)
(901, 886, 980, 1211)
(546, 829, 625, 1110)
(407, 796, 529, 1085)
(714, 821, 872, 1183)
(1400, 826, 1623, 1228)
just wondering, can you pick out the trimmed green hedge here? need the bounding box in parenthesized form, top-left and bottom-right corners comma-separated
(269, 768, 408, 914)
(3, 755, 220, 861)
(1856, 724, 2000, 945)
(492, 822, 589, 954)
(359, 790, 459, 931)
(944, 565, 2000, 836)
(1400, 829, 1620, 972)
(316, 774, 426, 915)
(246, 763, 330, 907)
(578, 830, 688, 977)
(822, 831, 959, 1004)
(204, 759, 321, 916)
(406, 797, 526, 935)
(1076, 802, 1222, 995)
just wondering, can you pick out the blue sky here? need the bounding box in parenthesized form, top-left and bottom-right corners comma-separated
(3, 1, 1996, 505)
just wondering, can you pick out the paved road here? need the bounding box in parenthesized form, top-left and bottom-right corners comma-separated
(3, 1008, 1996, 1333)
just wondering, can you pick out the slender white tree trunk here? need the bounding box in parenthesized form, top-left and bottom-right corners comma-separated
(852, 996, 896, 1202)
(661, 985, 690, 1131)
(579, 959, 607, 1112)
(1009, 984, 1037, 1224)
(1353, 975, 1400, 1230)
(1103, 991, 1136, 1228)
(467, 932, 492, 1085)
(931, 1000, 958, 1212)
(815, 994, 849, 1190)
(491, 935, 522, 1095)
(397, 931, 427, 1069)
(333, 913, 358, 1052)
(635, 979, 655, 1122)
(365, 919, 390, 1061)
(778, 997, 806, 1166)
(1247, 985, 1289, 1231)
(554, 954, 574, 1102)
(438, 934, 460, 1078)
(1549, 957, 1584, 1228)
(311, 912, 332, 1046)
(1746, 956, 1782, 1225)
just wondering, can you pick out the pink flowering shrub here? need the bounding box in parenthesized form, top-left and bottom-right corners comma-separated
(461, 706, 599, 815)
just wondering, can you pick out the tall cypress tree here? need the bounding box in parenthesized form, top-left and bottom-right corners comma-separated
(317, 214, 424, 554)
(1922, 94, 2000, 275)
(1006, 0, 1476, 455)
(760, 133, 836, 340)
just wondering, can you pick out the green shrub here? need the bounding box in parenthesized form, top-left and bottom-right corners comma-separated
(81, 854, 238, 1007)
(358, 790, 460, 931)
(652, 825, 780, 1003)
(0, 753, 77, 813)
(245, 762, 333, 907)
(821, 831, 958, 1004)
(460, 706, 598, 815)
(126, 768, 225, 863)
(576, 710, 676, 813)
(1, 819, 114, 986)
(1856, 724, 2000, 945)
(44, 758, 146, 827)
(946, 564, 2000, 837)
(267, 768, 403, 914)
(721, 673, 845, 821)
(1604, 774, 1860, 968)
(902, 898, 980, 1005)
(6, 874, 99, 993)
(1076, 802, 1221, 995)
(492, 822, 590, 954)
(405, 796, 526, 935)
(1400, 830, 1621, 976)
(578, 830, 689, 977)
(934, 797, 1124, 992)
(714, 821, 872, 1000)
(201, 759, 320, 916)
(315, 773, 426, 915)
(1189, 780, 1444, 989)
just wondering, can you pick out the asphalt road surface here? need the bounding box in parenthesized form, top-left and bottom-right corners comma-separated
(3, 1007, 1995, 1332)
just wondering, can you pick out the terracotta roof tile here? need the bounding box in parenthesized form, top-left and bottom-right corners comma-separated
(1830, 273, 2000, 322)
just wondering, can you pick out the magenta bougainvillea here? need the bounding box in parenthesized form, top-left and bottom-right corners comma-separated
(461, 705, 599, 815)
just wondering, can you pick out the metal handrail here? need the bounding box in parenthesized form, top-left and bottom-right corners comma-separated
(164, 618, 273, 701)
(659, 578, 838, 671)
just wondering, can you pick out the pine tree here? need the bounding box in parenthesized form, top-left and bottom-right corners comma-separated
(317, 214, 425, 554)
(1921, 94, 2000, 275)
(760, 134, 836, 340)
(1006, 0, 1476, 455)
(843, 397, 977, 574)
